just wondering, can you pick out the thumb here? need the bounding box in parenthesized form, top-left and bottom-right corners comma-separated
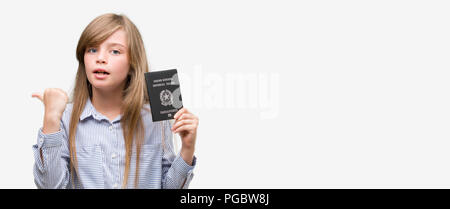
(31, 92, 44, 103)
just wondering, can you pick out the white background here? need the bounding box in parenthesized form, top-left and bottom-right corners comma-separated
(1, 0, 450, 188)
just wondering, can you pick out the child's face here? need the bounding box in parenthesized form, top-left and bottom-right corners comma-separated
(84, 29, 130, 92)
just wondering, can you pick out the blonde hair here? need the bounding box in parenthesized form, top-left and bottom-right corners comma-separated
(70, 13, 149, 188)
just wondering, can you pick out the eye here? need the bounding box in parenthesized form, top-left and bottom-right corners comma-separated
(111, 50, 121, 55)
(87, 48, 97, 53)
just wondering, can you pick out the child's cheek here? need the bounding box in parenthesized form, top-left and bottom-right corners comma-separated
(84, 55, 95, 72)
(112, 57, 130, 80)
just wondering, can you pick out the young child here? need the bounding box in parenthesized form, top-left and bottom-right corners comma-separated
(31, 13, 199, 189)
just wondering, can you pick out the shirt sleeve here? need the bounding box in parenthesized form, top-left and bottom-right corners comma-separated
(161, 120, 196, 189)
(32, 116, 71, 189)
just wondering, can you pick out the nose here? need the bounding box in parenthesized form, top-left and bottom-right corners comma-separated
(96, 59, 106, 64)
(96, 50, 107, 64)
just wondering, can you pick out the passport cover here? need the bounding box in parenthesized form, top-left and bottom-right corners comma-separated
(144, 69, 183, 122)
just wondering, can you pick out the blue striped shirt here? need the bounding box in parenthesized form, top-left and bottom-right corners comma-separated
(32, 98, 196, 189)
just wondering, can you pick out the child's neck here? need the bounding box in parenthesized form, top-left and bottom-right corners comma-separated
(91, 87, 123, 122)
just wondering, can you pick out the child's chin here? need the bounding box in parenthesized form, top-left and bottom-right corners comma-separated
(91, 82, 113, 90)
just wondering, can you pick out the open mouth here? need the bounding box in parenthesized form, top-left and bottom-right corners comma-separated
(93, 69, 110, 75)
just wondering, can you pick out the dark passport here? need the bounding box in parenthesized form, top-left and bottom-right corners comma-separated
(144, 69, 183, 122)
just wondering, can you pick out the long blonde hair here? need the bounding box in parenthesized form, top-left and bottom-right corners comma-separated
(70, 13, 149, 188)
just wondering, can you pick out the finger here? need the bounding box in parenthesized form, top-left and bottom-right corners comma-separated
(174, 108, 188, 119)
(171, 119, 195, 131)
(172, 119, 196, 130)
(174, 124, 196, 134)
(56, 88, 69, 97)
(31, 92, 44, 102)
(175, 112, 197, 122)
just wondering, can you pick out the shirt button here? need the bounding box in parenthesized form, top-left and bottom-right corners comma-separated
(111, 153, 117, 159)
(109, 126, 113, 131)
(39, 138, 44, 143)
(113, 183, 119, 188)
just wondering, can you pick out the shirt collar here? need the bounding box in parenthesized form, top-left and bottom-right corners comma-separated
(80, 98, 123, 123)
(79, 98, 95, 121)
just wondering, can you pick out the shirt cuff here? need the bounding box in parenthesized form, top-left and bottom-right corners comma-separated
(173, 153, 196, 175)
(37, 128, 64, 148)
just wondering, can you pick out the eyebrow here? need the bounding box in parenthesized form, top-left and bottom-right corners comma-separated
(105, 42, 127, 48)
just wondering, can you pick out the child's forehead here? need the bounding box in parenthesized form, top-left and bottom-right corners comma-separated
(96, 29, 128, 48)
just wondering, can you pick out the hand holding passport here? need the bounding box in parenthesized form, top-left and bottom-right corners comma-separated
(144, 69, 183, 122)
